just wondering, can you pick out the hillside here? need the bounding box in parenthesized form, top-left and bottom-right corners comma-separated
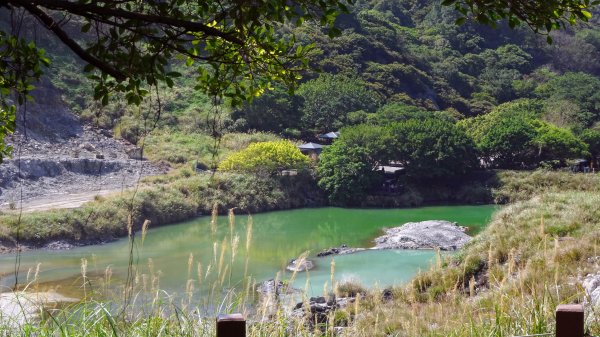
(0, 78, 166, 211)
(0, 0, 599, 226)
(1, 1, 600, 336)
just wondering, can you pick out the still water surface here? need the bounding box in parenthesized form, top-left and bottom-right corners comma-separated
(0, 206, 496, 298)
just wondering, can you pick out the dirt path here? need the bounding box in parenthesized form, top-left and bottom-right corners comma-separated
(0, 189, 124, 213)
(0, 80, 168, 215)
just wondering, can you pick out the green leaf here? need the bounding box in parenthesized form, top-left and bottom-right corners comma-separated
(581, 10, 592, 19)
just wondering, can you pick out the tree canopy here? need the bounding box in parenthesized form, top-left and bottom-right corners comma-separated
(443, 0, 599, 42)
(459, 100, 588, 168)
(317, 124, 391, 203)
(297, 73, 380, 132)
(0, 0, 352, 161)
(318, 114, 477, 203)
(0, 0, 599, 163)
(388, 117, 478, 179)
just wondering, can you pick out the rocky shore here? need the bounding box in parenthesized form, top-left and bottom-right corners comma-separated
(316, 244, 366, 257)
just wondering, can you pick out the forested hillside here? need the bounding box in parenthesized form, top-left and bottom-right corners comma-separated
(5, 0, 600, 207)
(232, 0, 600, 134)
(21, 0, 600, 137)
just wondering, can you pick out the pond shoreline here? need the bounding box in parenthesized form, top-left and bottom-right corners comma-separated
(0, 203, 495, 255)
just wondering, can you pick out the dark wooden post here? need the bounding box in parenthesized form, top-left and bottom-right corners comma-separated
(216, 313, 246, 337)
(556, 304, 584, 337)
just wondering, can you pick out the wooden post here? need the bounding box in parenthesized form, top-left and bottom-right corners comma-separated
(556, 304, 584, 337)
(216, 313, 246, 337)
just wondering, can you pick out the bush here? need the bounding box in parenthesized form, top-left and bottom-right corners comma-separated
(337, 280, 367, 297)
(460, 99, 587, 168)
(219, 140, 310, 175)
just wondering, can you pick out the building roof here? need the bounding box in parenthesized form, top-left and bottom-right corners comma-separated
(318, 132, 340, 139)
(298, 142, 325, 150)
(377, 166, 404, 174)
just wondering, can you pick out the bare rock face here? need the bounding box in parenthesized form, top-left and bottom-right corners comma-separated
(584, 273, 600, 308)
(374, 220, 471, 251)
(0, 80, 168, 211)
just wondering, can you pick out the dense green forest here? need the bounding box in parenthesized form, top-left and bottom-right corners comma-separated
(232, 0, 600, 130)
(7, 0, 600, 208)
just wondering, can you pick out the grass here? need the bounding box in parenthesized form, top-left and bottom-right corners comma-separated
(142, 129, 280, 167)
(342, 181, 600, 336)
(0, 169, 324, 245)
(2, 171, 600, 336)
(493, 169, 600, 203)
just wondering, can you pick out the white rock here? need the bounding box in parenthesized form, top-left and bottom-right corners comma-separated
(374, 220, 471, 251)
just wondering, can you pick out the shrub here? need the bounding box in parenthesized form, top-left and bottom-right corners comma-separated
(337, 280, 367, 297)
(218, 140, 310, 175)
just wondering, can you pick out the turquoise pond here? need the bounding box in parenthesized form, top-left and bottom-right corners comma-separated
(0, 205, 496, 298)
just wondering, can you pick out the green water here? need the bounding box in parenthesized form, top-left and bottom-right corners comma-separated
(0, 205, 496, 298)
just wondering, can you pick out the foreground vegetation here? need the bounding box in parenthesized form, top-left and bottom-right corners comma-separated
(348, 185, 600, 336)
(2, 170, 599, 337)
(2, 0, 600, 335)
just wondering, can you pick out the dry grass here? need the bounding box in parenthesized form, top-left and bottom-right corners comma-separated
(494, 169, 600, 203)
(343, 187, 600, 337)
(3, 171, 600, 337)
(0, 170, 324, 245)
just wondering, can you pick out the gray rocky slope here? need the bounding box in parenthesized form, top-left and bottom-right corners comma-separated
(0, 79, 166, 210)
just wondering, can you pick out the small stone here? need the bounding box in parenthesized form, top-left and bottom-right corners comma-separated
(310, 296, 327, 304)
(79, 142, 95, 152)
(286, 258, 314, 272)
(382, 288, 394, 301)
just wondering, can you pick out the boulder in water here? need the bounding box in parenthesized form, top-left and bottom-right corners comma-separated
(256, 279, 299, 296)
(374, 220, 471, 251)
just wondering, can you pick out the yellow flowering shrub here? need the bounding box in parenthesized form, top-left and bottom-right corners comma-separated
(218, 140, 310, 174)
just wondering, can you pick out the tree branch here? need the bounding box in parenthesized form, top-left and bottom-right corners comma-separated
(20, 2, 127, 81)
(10, 0, 245, 45)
